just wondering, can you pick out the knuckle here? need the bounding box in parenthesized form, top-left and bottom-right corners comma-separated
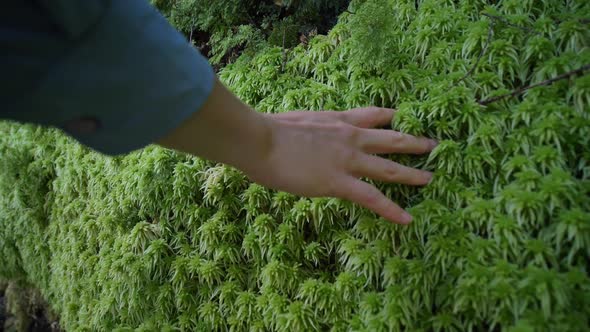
(340, 110, 354, 123)
(341, 125, 361, 144)
(373, 107, 391, 119)
(390, 131, 404, 144)
(339, 147, 363, 174)
(384, 163, 400, 180)
(377, 107, 390, 116)
(421, 138, 434, 153)
(323, 176, 341, 198)
(343, 148, 361, 166)
(361, 187, 381, 207)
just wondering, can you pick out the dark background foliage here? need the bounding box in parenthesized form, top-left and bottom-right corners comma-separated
(151, 0, 350, 67)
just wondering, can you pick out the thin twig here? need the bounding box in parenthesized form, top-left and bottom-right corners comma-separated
(189, 18, 195, 44)
(478, 63, 590, 105)
(281, 27, 287, 73)
(482, 13, 539, 35)
(553, 17, 590, 25)
(457, 19, 494, 84)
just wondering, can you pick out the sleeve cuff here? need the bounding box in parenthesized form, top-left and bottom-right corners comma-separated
(29, 0, 215, 155)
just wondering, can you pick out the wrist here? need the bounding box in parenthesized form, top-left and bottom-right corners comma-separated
(157, 77, 276, 178)
(234, 111, 276, 179)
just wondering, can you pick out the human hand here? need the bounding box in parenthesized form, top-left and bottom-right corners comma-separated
(157, 79, 435, 224)
(243, 107, 438, 225)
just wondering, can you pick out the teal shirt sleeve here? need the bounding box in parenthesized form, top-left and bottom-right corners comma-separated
(1, 0, 215, 155)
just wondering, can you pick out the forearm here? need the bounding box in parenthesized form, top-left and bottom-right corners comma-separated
(156, 77, 273, 174)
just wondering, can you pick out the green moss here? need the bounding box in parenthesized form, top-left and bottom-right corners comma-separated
(1, 0, 590, 330)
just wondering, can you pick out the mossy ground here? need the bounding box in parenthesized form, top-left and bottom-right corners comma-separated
(1, 0, 589, 331)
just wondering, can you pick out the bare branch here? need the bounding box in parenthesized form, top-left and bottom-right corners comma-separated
(457, 20, 494, 84)
(553, 17, 590, 25)
(478, 63, 590, 105)
(189, 18, 195, 44)
(482, 13, 540, 35)
(281, 27, 287, 74)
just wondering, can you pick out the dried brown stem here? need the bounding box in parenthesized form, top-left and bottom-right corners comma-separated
(478, 63, 590, 105)
(281, 27, 287, 73)
(482, 13, 539, 35)
(457, 19, 494, 84)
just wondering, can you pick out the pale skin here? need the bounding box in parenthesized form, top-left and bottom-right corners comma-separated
(157, 77, 438, 225)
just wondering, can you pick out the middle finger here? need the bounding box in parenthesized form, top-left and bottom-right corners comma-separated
(351, 153, 433, 186)
(357, 128, 438, 155)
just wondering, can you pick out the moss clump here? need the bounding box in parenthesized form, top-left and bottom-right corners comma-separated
(1, 0, 590, 331)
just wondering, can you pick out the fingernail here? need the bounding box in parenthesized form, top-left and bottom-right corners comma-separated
(429, 139, 439, 150)
(401, 211, 413, 224)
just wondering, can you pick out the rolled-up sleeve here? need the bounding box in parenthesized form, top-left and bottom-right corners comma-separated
(1, 0, 215, 155)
